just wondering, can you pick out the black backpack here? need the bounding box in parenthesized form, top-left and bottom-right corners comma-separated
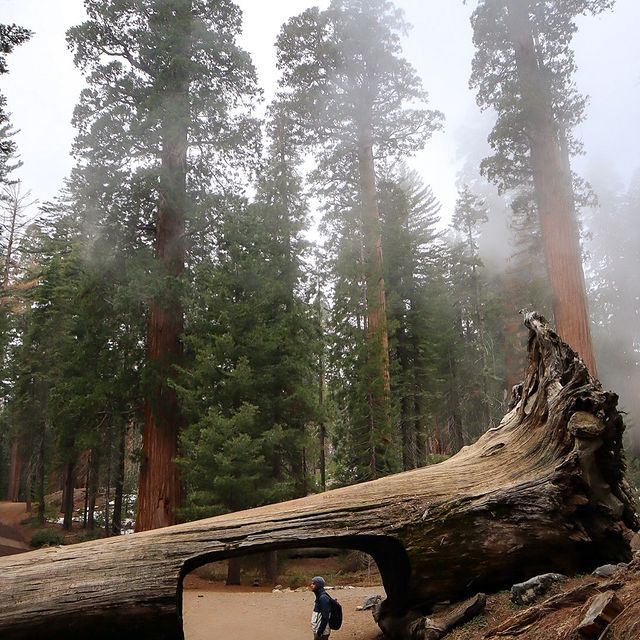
(328, 595, 343, 630)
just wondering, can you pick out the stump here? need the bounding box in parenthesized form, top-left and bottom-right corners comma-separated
(0, 313, 636, 639)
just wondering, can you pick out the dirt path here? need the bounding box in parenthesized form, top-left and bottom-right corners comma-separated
(183, 579, 385, 640)
(0, 502, 30, 555)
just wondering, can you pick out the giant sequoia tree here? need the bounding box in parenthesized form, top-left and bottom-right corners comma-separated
(277, 0, 442, 479)
(470, 0, 614, 375)
(67, 0, 259, 530)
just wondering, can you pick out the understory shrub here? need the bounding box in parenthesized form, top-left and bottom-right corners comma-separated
(30, 528, 65, 548)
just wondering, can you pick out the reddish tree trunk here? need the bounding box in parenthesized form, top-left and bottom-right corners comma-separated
(357, 121, 392, 478)
(135, 5, 189, 532)
(357, 127, 391, 393)
(136, 157, 186, 530)
(506, 0, 596, 375)
(6, 440, 21, 502)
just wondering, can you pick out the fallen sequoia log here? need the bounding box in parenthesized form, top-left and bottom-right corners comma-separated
(0, 313, 637, 640)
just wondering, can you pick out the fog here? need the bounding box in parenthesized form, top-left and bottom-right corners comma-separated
(5, 1, 638, 209)
(2, 0, 639, 434)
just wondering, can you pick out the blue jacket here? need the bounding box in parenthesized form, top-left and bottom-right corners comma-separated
(311, 588, 331, 636)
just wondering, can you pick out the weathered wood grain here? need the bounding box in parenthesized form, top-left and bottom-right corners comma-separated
(576, 590, 624, 638)
(0, 313, 636, 640)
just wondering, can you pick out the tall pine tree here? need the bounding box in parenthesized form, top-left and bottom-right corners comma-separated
(277, 0, 442, 479)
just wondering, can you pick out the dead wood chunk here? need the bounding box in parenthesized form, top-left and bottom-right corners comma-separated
(597, 580, 624, 592)
(510, 572, 567, 605)
(484, 583, 600, 638)
(412, 594, 487, 640)
(576, 590, 624, 639)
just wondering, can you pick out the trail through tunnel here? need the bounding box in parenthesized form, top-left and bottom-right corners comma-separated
(179, 537, 411, 639)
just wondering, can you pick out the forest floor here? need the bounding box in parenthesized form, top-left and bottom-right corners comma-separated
(1, 501, 640, 639)
(0, 501, 30, 554)
(182, 559, 640, 640)
(182, 577, 384, 640)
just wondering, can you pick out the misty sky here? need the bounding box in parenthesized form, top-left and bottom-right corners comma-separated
(2, 0, 639, 219)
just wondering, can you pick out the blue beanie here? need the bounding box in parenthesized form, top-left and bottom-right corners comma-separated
(312, 576, 325, 588)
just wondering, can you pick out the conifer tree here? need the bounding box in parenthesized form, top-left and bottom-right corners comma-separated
(0, 23, 31, 184)
(178, 113, 319, 518)
(470, 0, 613, 373)
(0, 23, 31, 497)
(277, 0, 441, 479)
(586, 168, 640, 451)
(379, 169, 446, 468)
(67, 0, 260, 530)
(0, 190, 144, 528)
(449, 185, 507, 437)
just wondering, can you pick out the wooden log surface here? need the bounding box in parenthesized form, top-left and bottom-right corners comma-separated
(0, 313, 637, 640)
(576, 590, 624, 638)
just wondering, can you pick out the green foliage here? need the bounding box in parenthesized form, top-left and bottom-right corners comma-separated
(30, 528, 65, 548)
(278, 0, 443, 483)
(67, 0, 260, 197)
(287, 572, 306, 590)
(380, 169, 453, 465)
(448, 186, 507, 438)
(47, 0, 263, 526)
(178, 404, 268, 518)
(3, 0, 622, 534)
(0, 24, 33, 76)
(470, 0, 612, 195)
(424, 454, 450, 466)
(77, 529, 105, 543)
(277, 0, 442, 160)
(0, 23, 31, 181)
(177, 118, 320, 516)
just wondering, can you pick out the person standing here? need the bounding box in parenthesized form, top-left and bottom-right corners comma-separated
(310, 576, 331, 640)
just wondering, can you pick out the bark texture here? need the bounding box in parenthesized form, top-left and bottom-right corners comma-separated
(0, 313, 636, 640)
(357, 120, 392, 478)
(135, 3, 189, 532)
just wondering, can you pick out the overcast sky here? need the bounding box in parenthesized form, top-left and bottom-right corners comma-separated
(2, 0, 639, 218)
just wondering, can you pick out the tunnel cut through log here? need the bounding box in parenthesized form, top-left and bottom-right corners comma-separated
(0, 313, 636, 640)
(178, 535, 411, 602)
